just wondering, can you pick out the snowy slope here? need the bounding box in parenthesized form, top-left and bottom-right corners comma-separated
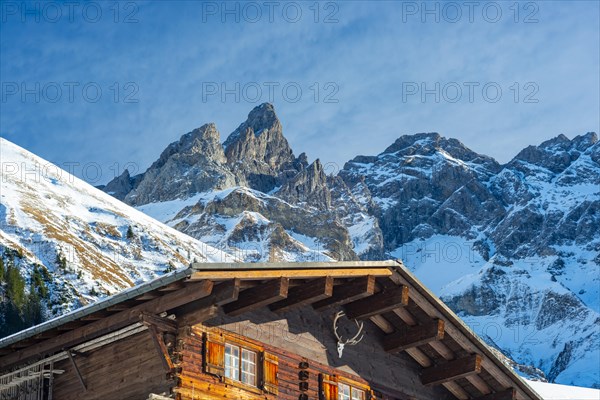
(0, 137, 235, 320)
(526, 380, 600, 400)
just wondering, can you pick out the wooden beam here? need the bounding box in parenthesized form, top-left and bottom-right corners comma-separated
(396, 335, 470, 400)
(270, 276, 333, 312)
(80, 312, 111, 321)
(369, 314, 394, 334)
(33, 331, 60, 340)
(429, 340, 454, 359)
(157, 282, 186, 292)
(56, 322, 86, 331)
(313, 276, 376, 311)
(383, 319, 445, 353)
(0, 280, 214, 370)
(476, 389, 516, 400)
(344, 285, 409, 320)
(147, 325, 174, 372)
(139, 312, 177, 333)
(427, 339, 493, 395)
(66, 351, 87, 391)
(392, 306, 417, 325)
(134, 292, 160, 301)
(176, 279, 241, 326)
(189, 268, 391, 281)
(106, 304, 133, 312)
(443, 381, 470, 400)
(420, 354, 482, 386)
(224, 278, 289, 316)
(10, 339, 39, 348)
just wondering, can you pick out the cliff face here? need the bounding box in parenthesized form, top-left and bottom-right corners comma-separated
(101, 104, 599, 388)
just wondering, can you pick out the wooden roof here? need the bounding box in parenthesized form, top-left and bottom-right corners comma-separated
(0, 260, 541, 400)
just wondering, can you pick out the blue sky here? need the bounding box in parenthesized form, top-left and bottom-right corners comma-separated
(1, 0, 599, 184)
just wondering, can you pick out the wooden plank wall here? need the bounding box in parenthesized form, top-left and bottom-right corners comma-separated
(177, 325, 371, 400)
(52, 331, 173, 400)
(179, 306, 453, 400)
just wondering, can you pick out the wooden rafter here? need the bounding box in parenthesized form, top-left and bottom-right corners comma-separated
(157, 282, 186, 292)
(56, 322, 86, 331)
(383, 319, 445, 353)
(270, 276, 333, 312)
(139, 313, 177, 333)
(382, 294, 493, 396)
(344, 285, 409, 320)
(189, 268, 391, 281)
(134, 291, 161, 301)
(389, 266, 541, 399)
(420, 354, 482, 386)
(224, 278, 289, 316)
(313, 275, 376, 311)
(106, 303, 134, 312)
(176, 279, 241, 326)
(475, 389, 516, 400)
(80, 312, 111, 321)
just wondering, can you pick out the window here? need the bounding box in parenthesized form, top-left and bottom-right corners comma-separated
(203, 331, 279, 395)
(224, 343, 257, 386)
(224, 343, 240, 381)
(338, 382, 366, 400)
(319, 373, 370, 400)
(241, 348, 257, 385)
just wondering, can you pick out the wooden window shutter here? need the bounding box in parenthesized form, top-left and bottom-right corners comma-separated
(319, 373, 338, 400)
(261, 351, 279, 395)
(203, 332, 225, 376)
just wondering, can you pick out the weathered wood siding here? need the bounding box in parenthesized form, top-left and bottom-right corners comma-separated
(178, 307, 452, 400)
(52, 331, 173, 400)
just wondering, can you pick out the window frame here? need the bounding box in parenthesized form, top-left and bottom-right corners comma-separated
(338, 381, 367, 400)
(224, 342, 258, 386)
(201, 329, 279, 396)
(220, 336, 264, 395)
(319, 373, 371, 400)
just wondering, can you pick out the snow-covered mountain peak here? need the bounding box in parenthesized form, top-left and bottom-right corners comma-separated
(510, 132, 599, 175)
(0, 137, 234, 329)
(380, 132, 497, 165)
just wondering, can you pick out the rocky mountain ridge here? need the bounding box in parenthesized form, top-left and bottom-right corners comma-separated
(99, 103, 597, 388)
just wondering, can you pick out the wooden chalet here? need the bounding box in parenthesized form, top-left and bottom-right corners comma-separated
(0, 260, 542, 400)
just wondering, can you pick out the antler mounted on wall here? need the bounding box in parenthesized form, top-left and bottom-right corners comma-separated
(333, 311, 364, 358)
